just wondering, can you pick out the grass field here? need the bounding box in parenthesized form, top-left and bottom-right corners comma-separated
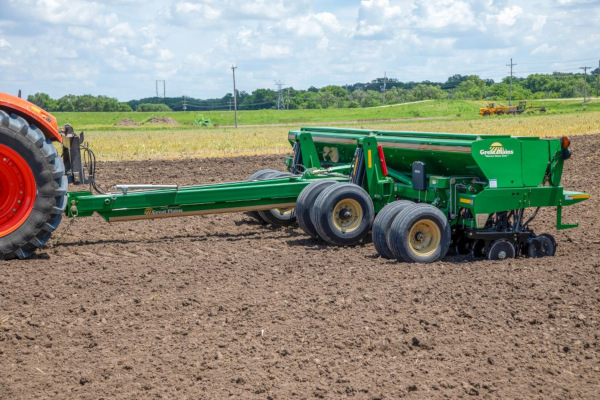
(56, 99, 600, 161)
(56, 98, 600, 131)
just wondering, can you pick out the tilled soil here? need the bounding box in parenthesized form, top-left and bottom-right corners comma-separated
(1, 135, 599, 399)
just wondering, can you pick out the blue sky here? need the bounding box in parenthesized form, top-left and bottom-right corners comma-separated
(0, 0, 599, 101)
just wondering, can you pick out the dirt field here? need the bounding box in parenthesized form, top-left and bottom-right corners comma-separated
(1, 135, 599, 399)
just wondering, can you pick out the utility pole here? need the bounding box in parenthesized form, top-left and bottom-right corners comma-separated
(231, 66, 238, 128)
(286, 87, 290, 110)
(182, 96, 187, 111)
(580, 66, 590, 103)
(275, 81, 285, 110)
(506, 58, 516, 106)
(381, 71, 387, 105)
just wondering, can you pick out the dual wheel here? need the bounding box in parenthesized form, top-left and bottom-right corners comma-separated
(296, 180, 374, 246)
(246, 169, 297, 226)
(372, 201, 451, 263)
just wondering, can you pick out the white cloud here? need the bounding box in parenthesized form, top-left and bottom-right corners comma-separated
(490, 5, 523, 26)
(354, 0, 405, 38)
(259, 43, 290, 59)
(411, 0, 477, 30)
(0, 0, 598, 100)
(531, 43, 557, 55)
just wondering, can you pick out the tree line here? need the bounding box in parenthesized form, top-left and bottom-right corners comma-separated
(28, 70, 600, 112)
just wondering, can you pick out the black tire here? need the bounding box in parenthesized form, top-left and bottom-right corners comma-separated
(483, 110, 491, 116)
(486, 239, 516, 260)
(387, 204, 451, 263)
(245, 169, 281, 221)
(538, 233, 556, 256)
(0, 111, 67, 260)
(497, 110, 504, 116)
(257, 171, 297, 226)
(471, 239, 487, 259)
(296, 180, 340, 239)
(454, 235, 473, 255)
(527, 235, 554, 258)
(372, 200, 414, 259)
(311, 183, 374, 246)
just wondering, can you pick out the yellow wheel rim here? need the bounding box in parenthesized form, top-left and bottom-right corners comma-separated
(408, 219, 441, 257)
(332, 199, 363, 233)
(272, 207, 295, 219)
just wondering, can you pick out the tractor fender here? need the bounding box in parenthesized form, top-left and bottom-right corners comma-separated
(0, 92, 62, 143)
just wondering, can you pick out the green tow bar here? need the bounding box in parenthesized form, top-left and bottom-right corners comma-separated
(67, 176, 346, 222)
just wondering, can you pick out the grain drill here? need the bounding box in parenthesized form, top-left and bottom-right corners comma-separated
(0, 92, 588, 262)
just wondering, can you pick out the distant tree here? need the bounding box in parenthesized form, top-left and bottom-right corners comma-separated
(318, 85, 348, 108)
(409, 84, 447, 101)
(57, 95, 77, 112)
(452, 75, 488, 99)
(27, 92, 58, 111)
(443, 74, 468, 89)
(116, 102, 133, 112)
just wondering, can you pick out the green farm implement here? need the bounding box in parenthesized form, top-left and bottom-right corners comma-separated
(0, 92, 589, 262)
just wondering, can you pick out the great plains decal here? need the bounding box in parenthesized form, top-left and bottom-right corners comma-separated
(144, 207, 183, 216)
(480, 142, 514, 158)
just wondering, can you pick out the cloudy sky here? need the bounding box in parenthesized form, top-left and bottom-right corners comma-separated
(1, 0, 599, 101)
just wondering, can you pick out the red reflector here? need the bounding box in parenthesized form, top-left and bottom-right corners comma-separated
(561, 136, 571, 149)
(377, 145, 388, 176)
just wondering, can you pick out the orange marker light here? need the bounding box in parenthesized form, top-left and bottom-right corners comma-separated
(561, 136, 571, 149)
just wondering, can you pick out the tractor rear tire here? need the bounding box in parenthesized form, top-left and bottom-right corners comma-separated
(295, 179, 340, 239)
(372, 200, 414, 259)
(0, 111, 67, 260)
(311, 183, 374, 246)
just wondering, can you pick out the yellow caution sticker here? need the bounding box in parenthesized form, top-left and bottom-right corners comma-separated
(459, 198, 473, 205)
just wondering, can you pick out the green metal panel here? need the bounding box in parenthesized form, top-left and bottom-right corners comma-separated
(471, 138, 523, 187)
(521, 139, 550, 187)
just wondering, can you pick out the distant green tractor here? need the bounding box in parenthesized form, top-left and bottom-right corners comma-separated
(194, 114, 211, 127)
(507, 101, 547, 115)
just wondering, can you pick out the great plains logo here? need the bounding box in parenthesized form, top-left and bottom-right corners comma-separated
(143, 207, 183, 216)
(480, 142, 514, 158)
